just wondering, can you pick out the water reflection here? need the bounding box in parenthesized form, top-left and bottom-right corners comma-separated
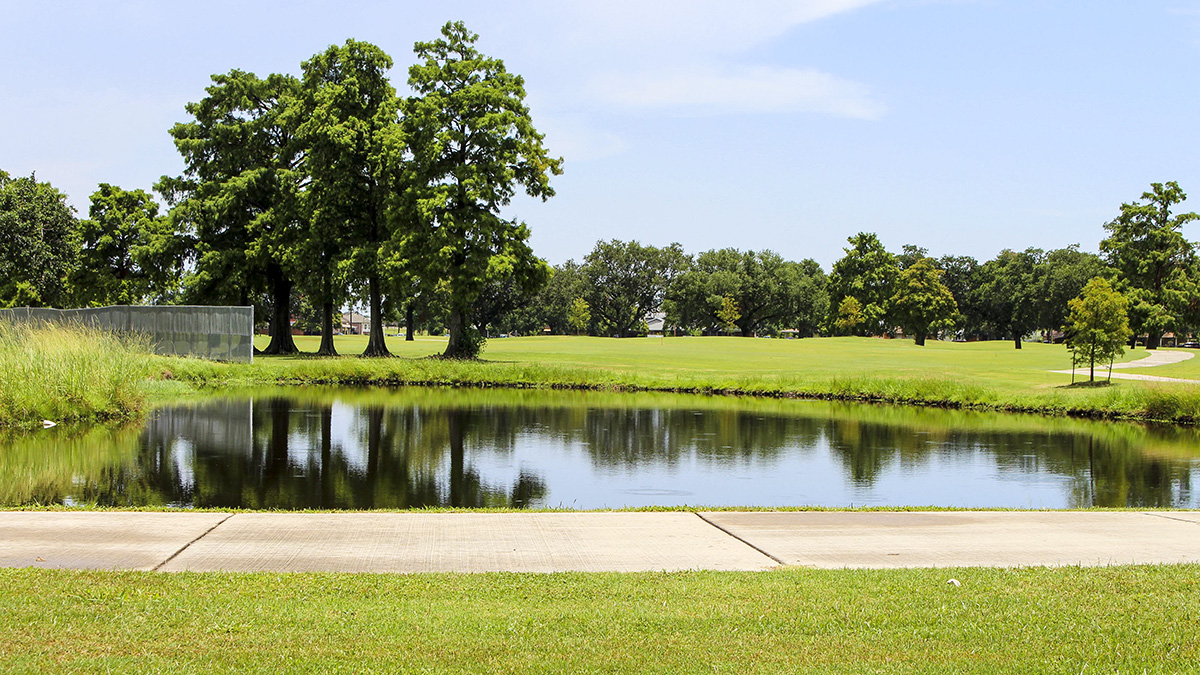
(2, 387, 1198, 509)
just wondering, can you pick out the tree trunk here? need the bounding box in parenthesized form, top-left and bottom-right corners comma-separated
(914, 333, 926, 346)
(1146, 332, 1161, 350)
(362, 275, 390, 357)
(1014, 335, 1022, 350)
(405, 303, 415, 342)
(443, 308, 467, 358)
(317, 300, 338, 356)
(262, 265, 298, 355)
(1089, 343, 1095, 382)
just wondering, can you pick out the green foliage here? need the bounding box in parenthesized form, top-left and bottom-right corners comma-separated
(935, 254, 985, 338)
(1032, 246, 1110, 337)
(833, 295, 864, 335)
(71, 184, 180, 306)
(567, 297, 591, 335)
(583, 240, 688, 337)
(402, 21, 562, 358)
(716, 295, 740, 334)
(299, 39, 400, 357)
(889, 257, 958, 346)
(826, 232, 897, 335)
(665, 248, 828, 337)
(978, 248, 1042, 348)
(471, 256, 551, 336)
(157, 69, 302, 354)
(1100, 181, 1198, 349)
(0, 172, 78, 308)
(1065, 277, 1133, 382)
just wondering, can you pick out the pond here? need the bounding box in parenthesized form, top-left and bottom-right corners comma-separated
(3, 387, 1198, 509)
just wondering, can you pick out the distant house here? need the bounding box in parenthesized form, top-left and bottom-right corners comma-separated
(341, 311, 369, 335)
(645, 312, 666, 337)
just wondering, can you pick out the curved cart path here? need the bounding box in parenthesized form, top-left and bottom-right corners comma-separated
(1051, 348, 1200, 383)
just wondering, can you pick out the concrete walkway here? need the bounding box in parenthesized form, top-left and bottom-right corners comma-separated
(1051, 348, 1200, 383)
(3, 511, 1199, 573)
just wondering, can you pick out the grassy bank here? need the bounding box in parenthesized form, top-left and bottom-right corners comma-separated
(0, 322, 151, 429)
(151, 334, 1200, 424)
(1, 565, 1196, 673)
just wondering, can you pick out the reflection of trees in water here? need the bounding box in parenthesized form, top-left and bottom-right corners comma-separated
(4, 390, 1197, 508)
(823, 420, 1194, 507)
(69, 398, 545, 509)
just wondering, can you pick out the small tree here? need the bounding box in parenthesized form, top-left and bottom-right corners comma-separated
(567, 297, 590, 335)
(889, 257, 958, 346)
(834, 296, 864, 335)
(1064, 277, 1132, 383)
(716, 295, 740, 335)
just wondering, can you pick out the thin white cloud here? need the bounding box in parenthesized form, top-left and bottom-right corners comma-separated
(593, 65, 886, 119)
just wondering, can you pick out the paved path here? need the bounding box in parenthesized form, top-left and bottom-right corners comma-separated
(1051, 348, 1200, 383)
(3, 511, 1199, 572)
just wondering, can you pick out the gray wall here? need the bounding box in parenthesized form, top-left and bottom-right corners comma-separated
(0, 305, 254, 362)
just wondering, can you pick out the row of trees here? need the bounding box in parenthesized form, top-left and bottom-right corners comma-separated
(0, 22, 560, 359)
(471, 179, 1198, 350)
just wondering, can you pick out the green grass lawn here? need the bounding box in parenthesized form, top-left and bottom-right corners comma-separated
(205, 334, 1200, 423)
(261, 334, 1113, 392)
(2, 565, 1196, 673)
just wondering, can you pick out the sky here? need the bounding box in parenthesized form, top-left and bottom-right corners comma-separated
(3, 0, 1200, 268)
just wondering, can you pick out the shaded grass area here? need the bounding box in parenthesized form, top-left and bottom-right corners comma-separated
(1, 566, 1196, 673)
(153, 335, 1200, 424)
(0, 322, 151, 429)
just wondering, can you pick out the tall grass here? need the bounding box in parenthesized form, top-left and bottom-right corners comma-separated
(0, 322, 151, 428)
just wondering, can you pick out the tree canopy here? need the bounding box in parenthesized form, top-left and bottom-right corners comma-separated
(157, 69, 303, 355)
(71, 184, 180, 306)
(299, 39, 400, 357)
(827, 233, 898, 336)
(401, 21, 562, 358)
(0, 171, 78, 308)
(1100, 181, 1198, 349)
(583, 240, 685, 337)
(889, 257, 958, 346)
(1064, 277, 1132, 382)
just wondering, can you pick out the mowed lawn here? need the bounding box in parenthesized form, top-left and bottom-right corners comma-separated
(2, 566, 1197, 673)
(254, 334, 1150, 394)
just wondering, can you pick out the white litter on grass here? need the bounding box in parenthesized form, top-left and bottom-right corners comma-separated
(947, 578, 961, 587)
(41, 420, 56, 429)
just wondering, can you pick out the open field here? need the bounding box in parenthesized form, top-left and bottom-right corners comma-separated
(1, 565, 1196, 673)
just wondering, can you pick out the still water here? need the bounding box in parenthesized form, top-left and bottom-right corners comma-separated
(3, 387, 1198, 509)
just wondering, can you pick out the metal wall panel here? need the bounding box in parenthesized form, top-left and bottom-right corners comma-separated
(0, 305, 254, 363)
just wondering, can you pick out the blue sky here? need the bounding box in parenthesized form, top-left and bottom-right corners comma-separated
(3, 0, 1199, 267)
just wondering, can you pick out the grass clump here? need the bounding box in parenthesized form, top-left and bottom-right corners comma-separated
(0, 321, 151, 428)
